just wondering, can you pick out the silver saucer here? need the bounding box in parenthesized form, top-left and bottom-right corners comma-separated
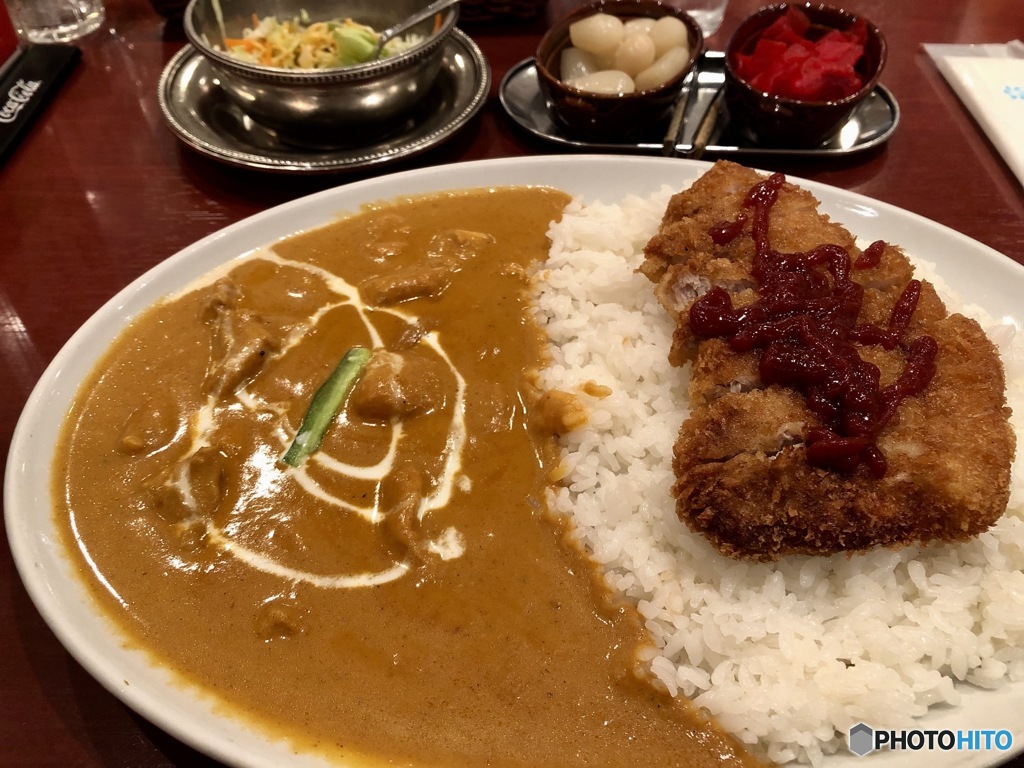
(158, 29, 490, 173)
(500, 51, 900, 158)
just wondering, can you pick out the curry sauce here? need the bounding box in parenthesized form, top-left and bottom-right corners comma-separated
(54, 188, 758, 767)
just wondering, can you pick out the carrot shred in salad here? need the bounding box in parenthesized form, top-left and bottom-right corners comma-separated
(221, 12, 425, 69)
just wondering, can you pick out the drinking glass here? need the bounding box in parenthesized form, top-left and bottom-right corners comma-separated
(3, 0, 105, 44)
(677, 0, 728, 37)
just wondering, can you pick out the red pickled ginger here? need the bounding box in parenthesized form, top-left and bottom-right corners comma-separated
(734, 8, 868, 101)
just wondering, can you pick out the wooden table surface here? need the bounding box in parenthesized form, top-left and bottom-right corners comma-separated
(2, 0, 1023, 765)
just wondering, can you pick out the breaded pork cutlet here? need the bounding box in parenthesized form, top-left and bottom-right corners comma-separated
(642, 161, 1015, 561)
(645, 162, 914, 366)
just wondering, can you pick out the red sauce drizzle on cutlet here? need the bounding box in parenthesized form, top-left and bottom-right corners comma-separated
(689, 172, 938, 478)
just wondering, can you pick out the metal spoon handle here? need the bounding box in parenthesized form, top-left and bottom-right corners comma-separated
(372, 0, 461, 59)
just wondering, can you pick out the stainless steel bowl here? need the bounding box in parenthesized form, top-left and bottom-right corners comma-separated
(183, 0, 458, 146)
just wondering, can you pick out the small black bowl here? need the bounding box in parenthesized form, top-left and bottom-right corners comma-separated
(723, 3, 886, 147)
(535, 0, 704, 141)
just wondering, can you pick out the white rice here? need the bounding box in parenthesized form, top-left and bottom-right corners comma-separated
(532, 186, 1024, 765)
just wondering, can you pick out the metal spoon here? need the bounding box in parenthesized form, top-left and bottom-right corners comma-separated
(371, 0, 461, 59)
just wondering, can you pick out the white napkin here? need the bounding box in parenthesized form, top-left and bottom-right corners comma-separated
(924, 41, 1024, 187)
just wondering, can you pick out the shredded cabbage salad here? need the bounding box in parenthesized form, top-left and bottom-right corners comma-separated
(221, 11, 425, 69)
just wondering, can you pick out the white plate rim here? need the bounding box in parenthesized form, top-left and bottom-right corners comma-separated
(5, 155, 1024, 768)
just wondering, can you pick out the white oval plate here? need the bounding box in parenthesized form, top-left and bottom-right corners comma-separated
(6, 156, 1024, 768)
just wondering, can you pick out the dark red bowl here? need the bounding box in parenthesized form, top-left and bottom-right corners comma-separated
(535, 0, 704, 141)
(724, 3, 886, 147)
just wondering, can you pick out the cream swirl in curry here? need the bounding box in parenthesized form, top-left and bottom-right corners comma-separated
(162, 247, 470, 589)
